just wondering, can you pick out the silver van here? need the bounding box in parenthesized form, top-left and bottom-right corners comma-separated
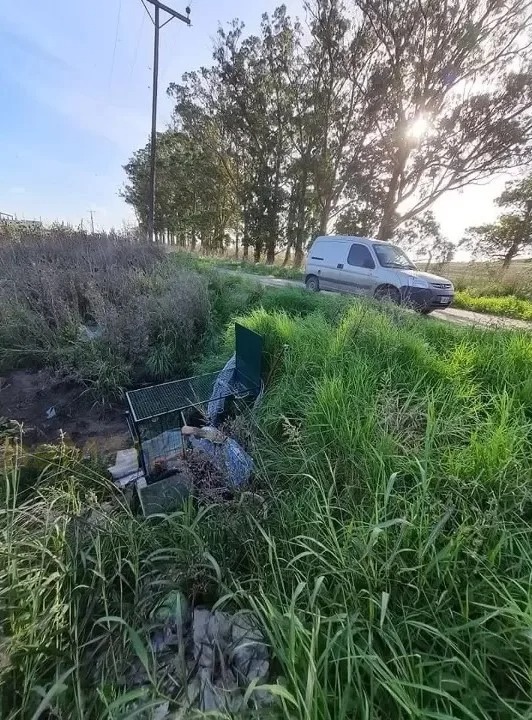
(305, 236, 454, 314)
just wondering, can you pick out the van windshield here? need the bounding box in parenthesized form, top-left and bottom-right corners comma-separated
(373, 243, 417, 270)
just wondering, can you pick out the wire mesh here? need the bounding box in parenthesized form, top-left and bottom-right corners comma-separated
(127, 371, 257, 422)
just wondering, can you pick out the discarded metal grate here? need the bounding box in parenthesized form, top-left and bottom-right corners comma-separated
(129, 372, 223, 422)
(125, 323, 263, 481)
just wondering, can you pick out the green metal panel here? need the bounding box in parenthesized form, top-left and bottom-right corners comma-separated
(235, 323, 263, 388)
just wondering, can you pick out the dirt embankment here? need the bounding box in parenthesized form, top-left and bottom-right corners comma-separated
(0, 370, 129, 457)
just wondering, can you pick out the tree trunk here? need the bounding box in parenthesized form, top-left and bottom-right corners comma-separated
(502, 241, 520, 269)
(294, 170, 309, 268)
(235, 228, 239, 259)
(242, 212, 250, 260)
(190, 230, 197, 251)
(318, 197, 332, 235)
(378, 166, 401, 240)
(254, 241, 262, 263)
(294, 241, 304, 269)
(378, 145, 410, 240)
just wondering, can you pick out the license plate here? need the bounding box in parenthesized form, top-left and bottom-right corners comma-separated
(439, 297, 451, 304)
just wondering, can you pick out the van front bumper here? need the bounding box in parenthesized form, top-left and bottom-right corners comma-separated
(401, 286, 454, 311)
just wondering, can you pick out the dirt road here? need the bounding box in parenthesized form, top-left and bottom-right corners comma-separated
(224, 271, 532, 331)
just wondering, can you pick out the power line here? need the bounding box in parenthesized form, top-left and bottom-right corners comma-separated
(109, 0, 123, 91)
(129, 8, 147, 80)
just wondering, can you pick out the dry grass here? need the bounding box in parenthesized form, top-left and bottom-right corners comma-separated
(0, 230, 211, 400)
(445, 259, 532, 300)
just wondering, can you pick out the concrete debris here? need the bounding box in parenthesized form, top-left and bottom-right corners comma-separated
(127, 592, 273, 716)
(151, 702, 170, 720)
(108, 448, 145, 489)
(231, 612, 270, 685)
(108, 448, 139, 480)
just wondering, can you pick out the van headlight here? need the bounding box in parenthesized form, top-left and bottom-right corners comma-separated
(410, 277, 430, 289)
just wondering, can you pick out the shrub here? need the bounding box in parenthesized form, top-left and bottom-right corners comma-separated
(0, 230, 210, 398)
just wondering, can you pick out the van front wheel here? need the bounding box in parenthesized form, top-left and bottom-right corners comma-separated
(305, 275, 320, 292)
(374, 285, 400, 305)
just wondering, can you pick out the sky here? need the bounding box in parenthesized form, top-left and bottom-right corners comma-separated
(0, 0, 507, 244)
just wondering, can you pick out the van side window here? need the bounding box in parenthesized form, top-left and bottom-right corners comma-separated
(347, 243, 375, 269)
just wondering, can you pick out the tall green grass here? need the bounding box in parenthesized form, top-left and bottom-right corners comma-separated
(1, 301, 531, 718)
(191, 252, 532, 322)
(233, 305, 532, 717)
(454, 290, 532, 321)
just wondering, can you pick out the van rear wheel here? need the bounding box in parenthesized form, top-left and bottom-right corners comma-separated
(374, 285, 400, 305)
(305, 275, 320, 292)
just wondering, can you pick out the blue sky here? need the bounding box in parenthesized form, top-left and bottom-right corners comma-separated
(0, 0, 502, 240)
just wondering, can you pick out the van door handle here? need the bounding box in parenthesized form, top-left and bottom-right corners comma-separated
(337, 263, 344, 269)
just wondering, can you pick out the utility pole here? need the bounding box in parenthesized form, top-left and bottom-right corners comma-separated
(88, 210, 95, 234)
(142, 0, 191, 242)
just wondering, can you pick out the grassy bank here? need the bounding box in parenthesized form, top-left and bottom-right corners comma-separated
(2, 299, 531, 717)
(0, 232, 212, 401)
(187, 252, 532, 322)
(192, 255, 304, 281)
(0, 233, 361, 404)
(454, 290, 532, 321)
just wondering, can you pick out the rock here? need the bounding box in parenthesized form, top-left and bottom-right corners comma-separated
(207, 610, 232, 645)
(198, 670, 221, 712)
(150, 591, 190, 652)
(193, 609, 214, 670)
(79, 323, 103, 342)
(231, 613, 269, 685)
(184, 674, 201, 707)
(130, 603, 271, 713)
(152, 701, 170, 720)
(252, 688, 276, 709)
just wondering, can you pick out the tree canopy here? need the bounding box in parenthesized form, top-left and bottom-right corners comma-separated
(463, 174, 532, 267)
(123, 0, 532, 265)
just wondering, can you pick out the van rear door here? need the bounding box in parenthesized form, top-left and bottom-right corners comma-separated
(308, 240, 347, 290)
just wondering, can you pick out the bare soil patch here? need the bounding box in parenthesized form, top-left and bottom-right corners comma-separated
(0, 369, 129, 457)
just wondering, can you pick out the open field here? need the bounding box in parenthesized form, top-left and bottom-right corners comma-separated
(1, 237, 532, 717)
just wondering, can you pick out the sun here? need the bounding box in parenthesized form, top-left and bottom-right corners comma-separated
(408, 115, 430, 140)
